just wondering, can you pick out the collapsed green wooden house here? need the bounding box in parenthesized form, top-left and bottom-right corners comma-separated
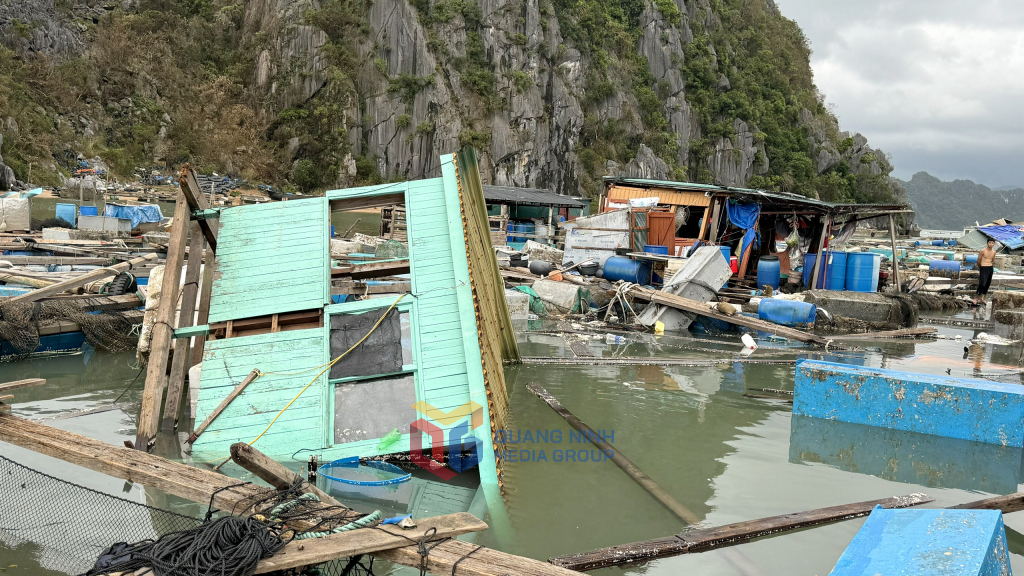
(190, 150, 519, 510)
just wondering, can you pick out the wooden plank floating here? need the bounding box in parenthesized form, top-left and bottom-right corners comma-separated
(0, 378, 47, 393)
(520, 356, 797, 366)
(7, 253, 158, 303)
(228, 441, 337, 504)
(550, 494, 935, 571)
(527, 382, 701, 525)
(0, 414, 577, 576)
(828, 327, 937, 340)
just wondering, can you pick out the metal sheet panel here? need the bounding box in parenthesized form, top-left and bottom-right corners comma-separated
(208, 198, 328, 323)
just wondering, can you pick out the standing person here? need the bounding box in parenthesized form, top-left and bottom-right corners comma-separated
(975, 239, 997, 304)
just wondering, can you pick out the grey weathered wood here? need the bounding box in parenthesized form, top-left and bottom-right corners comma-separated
(550, 493, 935, 571)
(330, 193, 405, 212)
(7, 253, 158, 303)
(527, 382, 701, 524)
(181, 168, 219, 251)
(161, 222, 206, 432)
(809, 215, 831, 290)
(0, 272, 54, 288)
(253, 513, 489, 574)
(229, 441, 339, 505)
(0, 256, 111, 265)
(186, 369, 260, 444)
(136, 190, 191, 450)
(189, 245, 216, 371)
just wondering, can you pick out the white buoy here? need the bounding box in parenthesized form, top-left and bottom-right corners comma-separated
(741, 333, 758, 350)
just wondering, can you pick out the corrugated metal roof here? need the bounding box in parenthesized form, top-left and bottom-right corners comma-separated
(958, 229, 990, 250)
(483, 185, 586, 207)
(979, 225, 1024, 249)
(603, 177, 909, 214)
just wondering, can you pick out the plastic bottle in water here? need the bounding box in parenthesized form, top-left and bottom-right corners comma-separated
(605, 334, 626, 345)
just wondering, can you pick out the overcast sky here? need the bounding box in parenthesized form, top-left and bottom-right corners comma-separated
(774, 0, 1024, 188)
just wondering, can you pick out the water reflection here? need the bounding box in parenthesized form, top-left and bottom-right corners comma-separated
(789, 414, 1024, 493)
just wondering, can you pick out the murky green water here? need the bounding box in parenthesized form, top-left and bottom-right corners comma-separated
(4, 311, 1024, 575)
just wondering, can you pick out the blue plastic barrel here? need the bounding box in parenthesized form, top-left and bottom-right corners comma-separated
(521, 222, 535, 242)
(55, 203, 76, 227)
(965, 254, 979, 265)
(846, 253, 881, 292)
(719, 246, 731, 260)
(929, 260, 962, 275)
(602, 256, 652, 285)
(804, 253, 825, 288)
(330, 225, 335, 237)
(506, 222, 515, 242)
(80, 206, 98, 217)
(758, 299, 818, 326)
(757, 256, 781, 290)
(644, 244, 669, 255)
(826, 251, 848, 291)
(948, 239, 958, 246)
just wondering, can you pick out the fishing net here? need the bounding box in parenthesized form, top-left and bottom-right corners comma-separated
(0, 299, 140, 358)
(0, 456, 383, 576)
(374, 239, 409, 259)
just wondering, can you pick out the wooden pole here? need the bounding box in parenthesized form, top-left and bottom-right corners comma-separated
(188, 253, 215, 370)
(526, 382, 701, 524)
(135, 189, 191, 450)
(187, 369, 259, 444)
(889, 213, 902, 293)
(8, 253, 159, 303)
(79, 178, 83, 206)
(180, 167, 219, 251)
(229, 441, 340, 505)
(160, 222, 206, 432)
(809, 214, 830, 290)
(550, 493, 934, 571)
(708, 198, 722, 244)
(341, 217, 361, 239)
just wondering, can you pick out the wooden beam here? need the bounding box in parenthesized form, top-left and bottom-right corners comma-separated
(331, 282, 412, 295)
(186, 369, 260, 444)
(809, 215, 830, 290)
(161, 222, 206, 432)
(0, 379, 45, 393)
(828, 327, 937, 340)
(0, 272, 54, 288)
(181, 167, 219, 252)
(7, 253, 158, 303)
(0, 414, 579, 576)
(331, 260, 411, 279)
(228, 441, 338, 505)
(550, 494, 935, 571)
(0, 256, 112, 266)
(889, 213, 902, 293)
(253, 513, 489, 574)
(189, 245, 216, 370)
(136, 189, 191, 450)
(330, 193, 405, 212)
(526, 383, 700, 524)
(626, 285, 826, 345)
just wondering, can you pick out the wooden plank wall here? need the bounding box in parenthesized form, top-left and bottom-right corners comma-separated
(190, 328, 327, 459)
(453, 149, 519, 439)
(208, 199, 329, 323)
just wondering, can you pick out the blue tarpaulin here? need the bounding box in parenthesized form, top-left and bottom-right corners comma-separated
(979, 225, 1024, 249)
(104, 203, 163, 228)
(727, 201, 761, 259)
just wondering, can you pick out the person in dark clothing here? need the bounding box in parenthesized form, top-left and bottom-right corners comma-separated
(975, 239, 997, 304)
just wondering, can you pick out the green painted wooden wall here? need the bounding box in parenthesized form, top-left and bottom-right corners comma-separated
(208, 198, 329, 323)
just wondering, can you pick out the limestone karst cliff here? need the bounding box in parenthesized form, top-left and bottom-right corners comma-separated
(0, 0, 904, 204)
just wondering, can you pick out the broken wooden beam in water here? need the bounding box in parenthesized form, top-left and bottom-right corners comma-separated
(526, 382, 700, 525)
(827, 327, 937, 340)
(8, 253, 159, 304)
(521, 356, 797, 366)
(549, 493, 935, 571)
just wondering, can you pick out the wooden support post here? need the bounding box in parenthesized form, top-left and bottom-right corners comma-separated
(229, 442, 340, 505)
(550, 493, 935, 571)
(189, 246, 216, 370)
(161, 222, 206, 432)
(8, 253, 159, 303)
(889, 213, 902, 293)
(135, 189, 191, 451)
(708, 198, 721, 244)
(526, 382, 700, 524)
(180, 167, 219, 251)
(809, 214, 830, 290)
(187, 369, 259, 444)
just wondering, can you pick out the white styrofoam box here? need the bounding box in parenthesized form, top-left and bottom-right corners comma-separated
(0, 198, 31, 231)
(504, 289, 531, 319)
(79, 215, 131, 232)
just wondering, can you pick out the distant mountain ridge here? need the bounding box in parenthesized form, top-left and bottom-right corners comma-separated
(899, 172, 1024, 230)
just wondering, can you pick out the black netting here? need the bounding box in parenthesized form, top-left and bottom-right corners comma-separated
(0, 455, 202, 574)
(0, 456, 383, 576)
(0, 299, 141, 359)
(329, 308, 403, 379)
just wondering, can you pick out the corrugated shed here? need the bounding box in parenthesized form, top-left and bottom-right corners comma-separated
(191, 328, 327, 457)
(607, 184, 711, 207)
(208, 199, 329, 323)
